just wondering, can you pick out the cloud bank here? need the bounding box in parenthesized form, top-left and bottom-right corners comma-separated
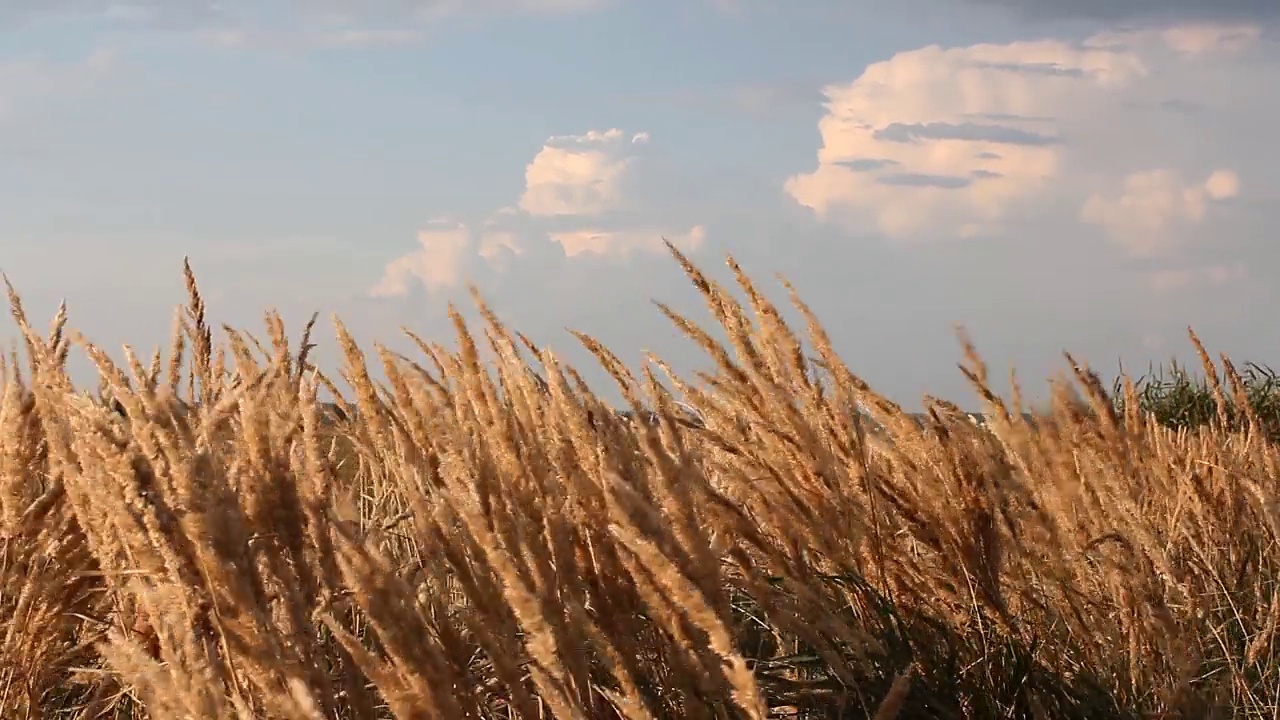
(372, 129, 703, 297)
(785, 22, 1274, 287)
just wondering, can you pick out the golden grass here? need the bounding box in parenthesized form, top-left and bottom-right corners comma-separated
(0, 245, 1276, 719)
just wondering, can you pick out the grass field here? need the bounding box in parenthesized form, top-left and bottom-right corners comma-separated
(1, 243, 1277, 719)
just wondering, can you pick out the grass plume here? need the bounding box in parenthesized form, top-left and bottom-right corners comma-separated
(0, 247, 1276, 718)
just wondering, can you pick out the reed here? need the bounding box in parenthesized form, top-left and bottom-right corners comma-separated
(0, 246, 1273, 718)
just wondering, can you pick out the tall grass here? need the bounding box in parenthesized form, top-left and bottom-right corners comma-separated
(1112, 358, 1280, 443)
(0, 246, 1276, 719)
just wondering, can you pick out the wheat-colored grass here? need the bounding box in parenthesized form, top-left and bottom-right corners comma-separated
(0, 246, 1275, 719)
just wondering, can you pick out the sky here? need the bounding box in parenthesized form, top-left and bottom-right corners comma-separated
(1, 0, 1278, 409)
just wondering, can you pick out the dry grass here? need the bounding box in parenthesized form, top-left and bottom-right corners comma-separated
(0, 245, 1276, 719)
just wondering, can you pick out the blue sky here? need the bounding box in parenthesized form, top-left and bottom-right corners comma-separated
(2, 0, 1278, 408)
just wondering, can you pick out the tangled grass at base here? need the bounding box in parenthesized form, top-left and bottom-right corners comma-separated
(1, 244, 1278, 720)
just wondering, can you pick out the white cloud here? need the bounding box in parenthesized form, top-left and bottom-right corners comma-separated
(548, 224, 706, 258)
(369, 220, 473, 297)
(1204, 168, 1241, 200)
(546, 128, 624, 144)
(1080, 168, 1239, 256)
(370, 218, 702, 297)
(785, 22, 1264, 245)
(371, 215, 537, 298)
(476, 210, 525, 271)
(477, 230, 522, 262)
(518, 128, 644, 217)
(373, 128, 703, 297)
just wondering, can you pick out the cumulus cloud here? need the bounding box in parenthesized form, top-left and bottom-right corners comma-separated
(519, 128, 647, 217)
(1079, 168, 1239, 256)
(373, 129, 704, 297)
(785, 23, 1266, 247)
(369, 220, 474, 296)
(472, 207, 527, 271)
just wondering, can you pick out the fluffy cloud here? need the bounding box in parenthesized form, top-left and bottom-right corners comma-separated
(369, 220, 473, 296)
(519, 129, 649, 217)
(373, 129, 702, 297)
(1080, 168, 1239, 256)
(785, 23, 1268, 253)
